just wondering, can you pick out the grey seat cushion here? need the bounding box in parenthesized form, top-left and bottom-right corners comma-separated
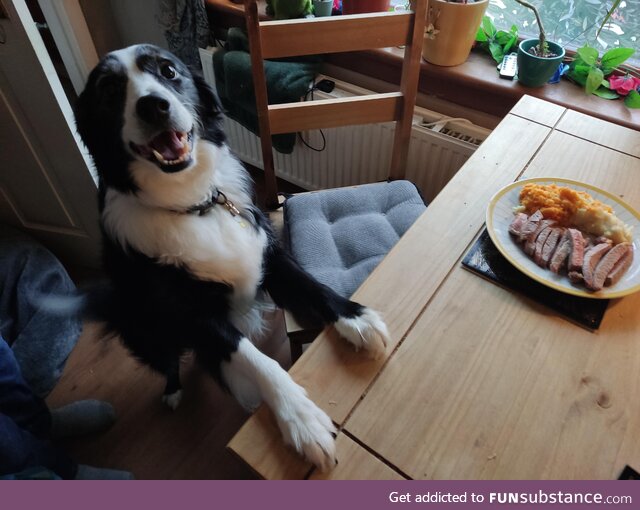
(283, 180, 427, 298)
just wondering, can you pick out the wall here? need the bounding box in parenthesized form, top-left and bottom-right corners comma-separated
(79, 0, 167, 57)
(109, 0, 166, 48)
(79, 0, 121, 56)
(322, 64, 501, 130)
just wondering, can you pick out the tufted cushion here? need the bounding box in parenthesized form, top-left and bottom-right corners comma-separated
(283, 181, 427, 298)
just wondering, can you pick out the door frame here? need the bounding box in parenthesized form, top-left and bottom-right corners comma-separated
(0, 0, 102, 267)
(36, 0, 97, 95)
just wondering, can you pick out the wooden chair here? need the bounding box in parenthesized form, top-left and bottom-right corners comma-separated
(243, 0, 429, 360)
(244, 0, 428, 209)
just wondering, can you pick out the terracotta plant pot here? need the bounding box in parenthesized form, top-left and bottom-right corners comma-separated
(342, 0, 391, 14)
(422, 0, 488, 67)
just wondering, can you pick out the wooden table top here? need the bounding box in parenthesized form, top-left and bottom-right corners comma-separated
(229, 95, 640, 479)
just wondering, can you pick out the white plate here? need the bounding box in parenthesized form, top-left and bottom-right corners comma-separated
(486, 178, 640, 299)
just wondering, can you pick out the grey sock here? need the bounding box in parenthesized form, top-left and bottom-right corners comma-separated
(50, 400, 116, 439)
(75, 464, 134, 480)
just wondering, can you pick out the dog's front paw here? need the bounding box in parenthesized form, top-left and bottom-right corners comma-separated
(276, 385, 337, 472)
(334, 307, 390, 359)
(162, 389, 183, 411)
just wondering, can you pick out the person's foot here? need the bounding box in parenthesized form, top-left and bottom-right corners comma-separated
(50, 400, 116, 439)
(75, 465, 134, 480)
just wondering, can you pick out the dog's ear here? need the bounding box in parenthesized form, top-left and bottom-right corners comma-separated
(192, 72, 224, 116)
(191, 71, 227, 145)
(75, 68, 113, 164)
(74, 68, 99, 148)
(75, 59, 127, 151)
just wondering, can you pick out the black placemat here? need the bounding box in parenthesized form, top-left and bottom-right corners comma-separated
(618, 465, 640, 480)
(462, 229, 609, 330)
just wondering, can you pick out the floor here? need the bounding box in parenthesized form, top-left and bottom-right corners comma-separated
(46, 165, 305, 479)
(46, 315, 290, 480)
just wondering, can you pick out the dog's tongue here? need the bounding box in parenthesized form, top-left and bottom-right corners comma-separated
(149, 130, 184, 161)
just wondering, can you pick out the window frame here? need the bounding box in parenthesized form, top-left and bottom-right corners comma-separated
(204, 0, 640, 130)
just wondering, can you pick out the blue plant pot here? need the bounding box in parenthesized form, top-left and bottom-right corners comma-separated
(517, 39, 566, 88)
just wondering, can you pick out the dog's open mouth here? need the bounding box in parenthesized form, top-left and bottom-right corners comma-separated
(130, 129, 194, 171)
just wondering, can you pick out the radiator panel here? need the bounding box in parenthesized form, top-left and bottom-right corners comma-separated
(224, 117, 482, 204)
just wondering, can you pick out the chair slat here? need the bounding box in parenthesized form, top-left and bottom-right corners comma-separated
(389, 0, 428, 180)
(243, 0, 427, 208)
(267, 93, 402, 135)
(260, 12, 413, 59)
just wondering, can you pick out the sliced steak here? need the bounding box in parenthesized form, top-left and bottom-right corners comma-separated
(583, 236, 610, 255)
(509, 205, 633, 292)
(518, 210, 544, 242)
(525, 219, 556, 255)
(589, 242, 632, 291)
(594, 236, 613, 246)
(533, 227, 553, 266)
(567, 228, 585, 272)
(568, 271, 584, 284)
(605, 248, 634, 287)
(540, 227, 563, 267)
(509, 212, 529, 236)
(582, 243, 611, 290)
(549, 232, 571, 274)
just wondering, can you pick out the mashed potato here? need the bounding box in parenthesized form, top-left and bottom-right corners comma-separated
(516, 183, 633, 244)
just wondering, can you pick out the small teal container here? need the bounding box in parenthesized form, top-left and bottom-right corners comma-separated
(313, 0, 333, 16)
(517, 39, 565, 88)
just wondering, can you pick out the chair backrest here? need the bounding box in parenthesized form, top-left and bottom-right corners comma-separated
(244, 0, 428, 208)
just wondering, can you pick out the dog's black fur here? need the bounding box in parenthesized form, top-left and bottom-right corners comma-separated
(74, 44, 386, 467)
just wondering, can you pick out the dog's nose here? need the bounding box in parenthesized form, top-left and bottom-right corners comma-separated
(136, 94, 171, 124)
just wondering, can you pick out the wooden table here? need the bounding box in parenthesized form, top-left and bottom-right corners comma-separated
(229, 95, 640, 480)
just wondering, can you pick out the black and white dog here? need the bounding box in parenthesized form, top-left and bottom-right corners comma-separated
(75, 44, 390, 470)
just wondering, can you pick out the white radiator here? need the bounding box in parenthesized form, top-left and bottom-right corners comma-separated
(200, 48, 490, 203)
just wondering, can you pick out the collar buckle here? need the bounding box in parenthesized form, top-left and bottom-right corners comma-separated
(180, 187, 241, 219)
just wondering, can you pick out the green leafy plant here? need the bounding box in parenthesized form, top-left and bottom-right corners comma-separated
(626, 90, 640, 109)
(475, 16, 518, 64)
(566, 0, 640, 109)
(567, 47, 639, 108)
(512, 0, 555, 57)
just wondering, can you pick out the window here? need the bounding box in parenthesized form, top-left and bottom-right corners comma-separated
(486, 0, 639, 63)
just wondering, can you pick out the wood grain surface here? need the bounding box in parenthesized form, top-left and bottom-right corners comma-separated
(229, 96, 640, 479)
(229, 104, 555, 478)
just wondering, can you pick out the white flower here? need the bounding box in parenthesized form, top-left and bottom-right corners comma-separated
(425, 23, 440, 40)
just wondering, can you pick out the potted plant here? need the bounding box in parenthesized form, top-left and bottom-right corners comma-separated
(475, 16, 518, 64)
(565, 0, 640, 109)
(422, 0, 489, 67)
(514, 0, 565, 87)
(313, 0, 333, 16)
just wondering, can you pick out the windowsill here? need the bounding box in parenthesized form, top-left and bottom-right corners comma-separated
(205, 0, 639, 131)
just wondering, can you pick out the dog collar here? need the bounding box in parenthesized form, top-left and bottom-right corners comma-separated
(181, 188, 241, 217)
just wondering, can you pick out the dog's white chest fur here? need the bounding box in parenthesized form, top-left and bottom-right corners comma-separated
(102, 143, 268, 313)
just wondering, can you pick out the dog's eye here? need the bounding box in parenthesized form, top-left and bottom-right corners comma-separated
(160, 63, 177, 80)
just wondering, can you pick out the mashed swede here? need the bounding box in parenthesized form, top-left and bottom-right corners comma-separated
(516, 183, 633, 244)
